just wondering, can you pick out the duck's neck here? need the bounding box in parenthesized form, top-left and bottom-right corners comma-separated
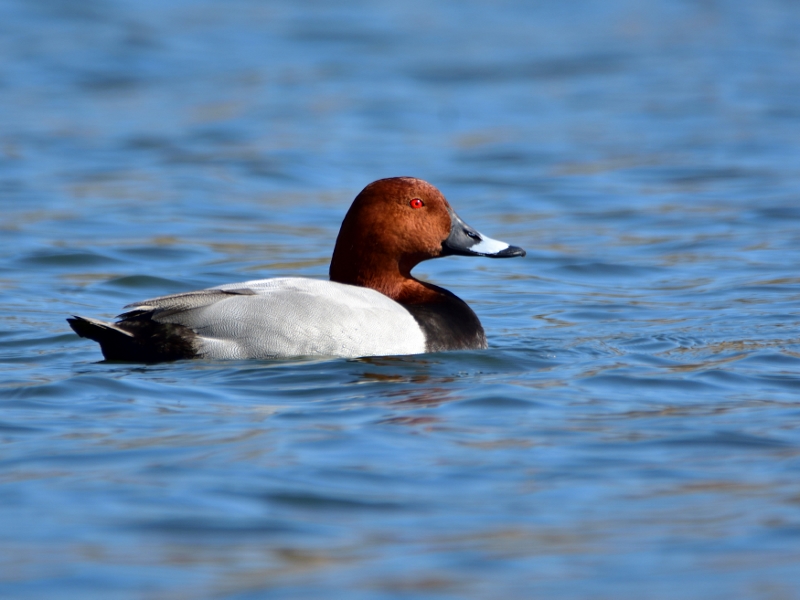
(330, 254, 445, 305)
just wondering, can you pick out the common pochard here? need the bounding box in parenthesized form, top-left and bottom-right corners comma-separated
(68, 177, 525, 361)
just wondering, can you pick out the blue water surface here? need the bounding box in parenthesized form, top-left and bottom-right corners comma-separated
(2, 0, 800, 598)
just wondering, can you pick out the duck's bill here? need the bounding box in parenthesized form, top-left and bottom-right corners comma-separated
(441, 209, 526, 258)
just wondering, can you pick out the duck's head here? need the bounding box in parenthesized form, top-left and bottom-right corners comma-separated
(329, 177, 525, 293)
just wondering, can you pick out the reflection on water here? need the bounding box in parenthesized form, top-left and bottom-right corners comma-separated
(2, 0, 800, 597)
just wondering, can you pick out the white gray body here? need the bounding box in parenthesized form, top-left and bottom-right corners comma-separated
(129, 278, 427, 359)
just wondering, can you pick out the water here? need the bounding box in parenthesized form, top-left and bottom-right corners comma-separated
(2, 0, 800, 597)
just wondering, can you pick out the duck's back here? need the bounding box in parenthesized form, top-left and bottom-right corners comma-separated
(70, 278, 427, 361)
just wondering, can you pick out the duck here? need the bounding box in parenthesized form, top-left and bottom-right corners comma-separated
(68, 177, 525, 361)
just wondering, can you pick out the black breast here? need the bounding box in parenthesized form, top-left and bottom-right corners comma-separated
(401, 289, 487, 352)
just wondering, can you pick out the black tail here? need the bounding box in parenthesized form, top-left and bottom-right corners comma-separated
(67, 315, 198, 362)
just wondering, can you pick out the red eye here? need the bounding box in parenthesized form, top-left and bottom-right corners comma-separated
(410, 198, 424, 209)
